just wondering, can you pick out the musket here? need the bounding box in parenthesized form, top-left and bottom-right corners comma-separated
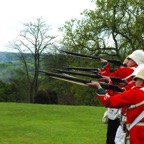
(63, 65, 116, 73)
(61, 50, 124, 66)
(39, 70, 124, 92)
(56, 69, 128, 84)
(63, 65, 99, 74)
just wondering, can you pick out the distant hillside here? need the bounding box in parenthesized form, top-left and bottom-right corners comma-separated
(0, 51, 53, 64)
(0, 52, 19, 62)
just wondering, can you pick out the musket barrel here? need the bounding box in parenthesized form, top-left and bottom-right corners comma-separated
(39, 70, 92, 84)
(63, 65, 116, 73)
(62, 50, 97, 59)
(63, 66, 99, 71)
(39, 71, 124, 92)
(56, 69, 127, 84)
(62, 50, 124, 66)
(56, 69, 102, 79)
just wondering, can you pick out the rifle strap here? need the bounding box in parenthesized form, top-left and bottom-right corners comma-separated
(122, 67, 136, 80)
(128, 100, 144, 109)
(127, 88, 144, 130)
(128, 111, 144, 131)
(128, 88, 144, 109)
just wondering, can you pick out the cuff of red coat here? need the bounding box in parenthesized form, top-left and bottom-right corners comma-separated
(97, 88, 106, 95)
(101, 62, 108, 68)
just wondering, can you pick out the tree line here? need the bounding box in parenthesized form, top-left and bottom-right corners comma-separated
(1, 0, 144, 105)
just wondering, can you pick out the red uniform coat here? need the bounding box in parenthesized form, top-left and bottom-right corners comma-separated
(99, 62, 137, 83)
(96, 86, 144, 144)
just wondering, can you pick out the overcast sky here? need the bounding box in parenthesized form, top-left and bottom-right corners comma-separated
(0, 0, 95, 52)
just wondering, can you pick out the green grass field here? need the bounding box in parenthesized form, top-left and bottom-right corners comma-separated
(0, 102, 107, 144)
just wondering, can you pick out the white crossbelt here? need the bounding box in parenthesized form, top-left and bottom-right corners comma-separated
(128, 111, 144, 131)
(129, 100, 144, 109)
(136, 122, 144, 126)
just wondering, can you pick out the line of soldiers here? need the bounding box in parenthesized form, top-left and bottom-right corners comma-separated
(41, 49, 144, 143)
(87, 49, 144, 144)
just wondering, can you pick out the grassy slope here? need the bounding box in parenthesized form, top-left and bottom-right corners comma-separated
(0, 103, 107, 144)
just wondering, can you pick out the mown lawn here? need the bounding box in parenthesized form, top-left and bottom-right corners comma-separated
(0, 102, 107, 144)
